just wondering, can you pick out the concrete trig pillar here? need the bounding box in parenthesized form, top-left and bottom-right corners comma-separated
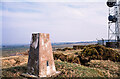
(23, 33, 59, 78)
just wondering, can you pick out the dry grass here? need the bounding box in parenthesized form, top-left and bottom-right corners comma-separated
(1, 55, 120, 78)
(2, 55, 28, 69)
(55, 60, 105, 77)
(86, 60, 120, 77)
(54, 49, 82, 55)
(1, 46, 120, 78)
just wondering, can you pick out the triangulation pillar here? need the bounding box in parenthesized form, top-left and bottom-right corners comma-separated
(25, 33, 59, 77)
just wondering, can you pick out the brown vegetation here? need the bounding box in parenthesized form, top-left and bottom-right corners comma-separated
(56, 47, 73, 51)
(15, 50, 29, 56)
(2, 44, 120, 78)
(79, 45, 120, 63)
(54, 45, 120, 65)
(86, 60, 120, 77)
(2, 56, 28, 69)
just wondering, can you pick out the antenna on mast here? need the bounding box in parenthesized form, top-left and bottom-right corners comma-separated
(106, 0, 120, 48)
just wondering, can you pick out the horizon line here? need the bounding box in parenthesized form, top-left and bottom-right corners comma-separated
(2, 41, 97, 46)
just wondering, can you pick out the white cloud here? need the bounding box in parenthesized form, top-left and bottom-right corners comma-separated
(0, 3, 2, 46)
(1, 0, 106, 2)
(2, 2, 108, 45)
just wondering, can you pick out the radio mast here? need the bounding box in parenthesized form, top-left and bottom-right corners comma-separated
(106, 0, 120, 48)
(107, 0, 120, 42)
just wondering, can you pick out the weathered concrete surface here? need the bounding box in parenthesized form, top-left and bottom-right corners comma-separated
(27, 33, 56, 77)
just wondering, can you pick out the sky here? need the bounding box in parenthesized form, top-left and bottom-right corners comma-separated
(1, 0, 109, 45)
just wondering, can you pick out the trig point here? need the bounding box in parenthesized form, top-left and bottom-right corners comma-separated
(24, 33, 60, 78)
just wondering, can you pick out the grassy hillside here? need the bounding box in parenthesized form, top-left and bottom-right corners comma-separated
(1, 45, 120, 78)
(1, 54, 120, 78)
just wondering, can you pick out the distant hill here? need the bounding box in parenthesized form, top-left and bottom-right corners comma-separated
(2, 41, 97, 47)
(52, 41, 97, 46)
(2, 41, 97, 57)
